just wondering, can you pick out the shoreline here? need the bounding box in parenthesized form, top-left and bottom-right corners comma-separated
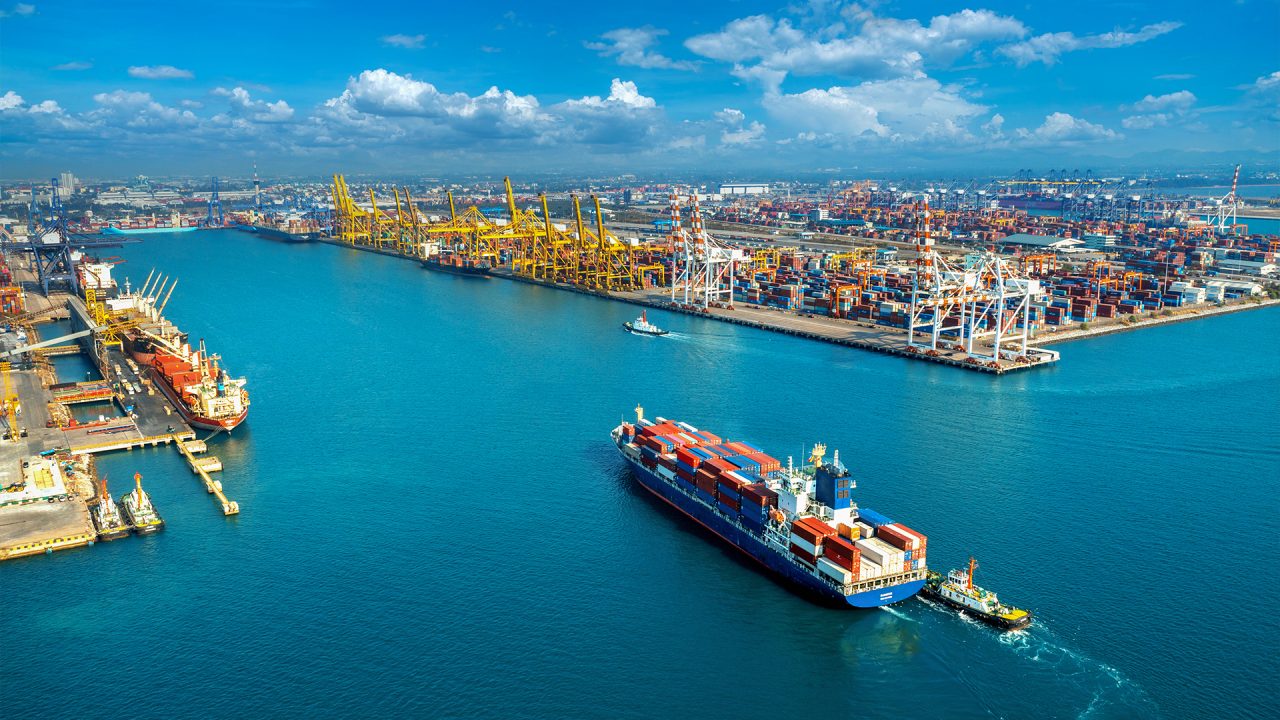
(1036, 298, 1279, 345)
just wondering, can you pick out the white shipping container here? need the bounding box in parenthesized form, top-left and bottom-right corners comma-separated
(854, 521, 875, 539)
(858, 559, 883, 580)
(789, 535, 819, 556)
(817, 557, 852, 584)
(856, 537, 904, 567)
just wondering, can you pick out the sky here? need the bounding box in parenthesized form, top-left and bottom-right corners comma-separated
(0, 0, 1277, 179)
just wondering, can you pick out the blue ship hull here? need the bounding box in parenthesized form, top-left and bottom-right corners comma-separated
(623, 455, 925, 608)
(102, 226, 198, 235)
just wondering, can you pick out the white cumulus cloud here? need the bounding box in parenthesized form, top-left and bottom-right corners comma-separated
(1131, 90, 1196, 112)
(1016, 112, 1118, 143)
(999, 21, 1181, 67)
(128, 65, 194, 79)
(715, 108, 766, 146)
(587, 27, 697, 71)
(381, 33, 425, 49)
(763, 76, 986, 142)
(213, 87, 295, 123)
(687, 8, 1025, 83)
(0, 90, 24, 111)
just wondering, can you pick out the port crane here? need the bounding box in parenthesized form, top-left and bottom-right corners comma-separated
(0, 178, 136, 295)
(668, 189, 744, 309)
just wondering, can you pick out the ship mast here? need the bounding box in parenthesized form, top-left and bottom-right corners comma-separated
(968, 556, 977, 590)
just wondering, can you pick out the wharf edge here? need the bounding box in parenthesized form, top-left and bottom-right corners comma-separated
(315, 236, 1054, 375)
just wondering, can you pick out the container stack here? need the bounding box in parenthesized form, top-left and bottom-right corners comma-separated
(790, 516, 836, 566)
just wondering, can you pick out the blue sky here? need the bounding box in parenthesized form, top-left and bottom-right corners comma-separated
(1, 0, 1277, 178)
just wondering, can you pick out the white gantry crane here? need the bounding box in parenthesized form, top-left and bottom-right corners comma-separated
(668, 189, 745, 310)
(1211, 164, 1242, 236)
(906, 198, 1042, 363)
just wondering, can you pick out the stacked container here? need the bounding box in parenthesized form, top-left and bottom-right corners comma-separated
(789, 517, 836, 566)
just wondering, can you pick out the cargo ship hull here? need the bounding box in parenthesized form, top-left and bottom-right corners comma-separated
(103, 226, 199, 235)
(624, 456, 925, 608)
(241, 224, 313, 243)
(421, 259, 491, 277)
(920, 586, 1031, 630)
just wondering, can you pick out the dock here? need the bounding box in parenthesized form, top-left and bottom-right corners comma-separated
(0, 270, 244, 561)
(173, 434, 238, 515)
(320, 237, 1057, 374)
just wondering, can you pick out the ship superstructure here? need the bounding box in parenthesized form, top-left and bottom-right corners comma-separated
(613, 407, 927, 608)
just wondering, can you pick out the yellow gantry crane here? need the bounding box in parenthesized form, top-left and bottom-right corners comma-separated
(330, 172, 655, 293)
(0, 361, 17, 441)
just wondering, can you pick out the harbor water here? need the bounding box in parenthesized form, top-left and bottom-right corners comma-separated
(3, 229, 1277, 719)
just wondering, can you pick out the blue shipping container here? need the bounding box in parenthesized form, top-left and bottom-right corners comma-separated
(696, 489, 715, 505)
(857, 508, 894, 527)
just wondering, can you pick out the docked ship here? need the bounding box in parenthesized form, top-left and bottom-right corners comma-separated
(149, 338, 249, 432)
(243, 224, 314, 243)
(103, 271, 249, 432)
(120, 473, 164, 535)
(422, 253, 491, 277)
(90, 475, 130, 541)
(239, 211, 319, 243)
(921, 558, 1032, 630)
(103, 226, 199, 236)
(613, 407, 928, 608)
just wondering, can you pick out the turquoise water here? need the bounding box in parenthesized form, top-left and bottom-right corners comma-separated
(3, 230, 1277, 719)
(1203, 215, 1280, 236)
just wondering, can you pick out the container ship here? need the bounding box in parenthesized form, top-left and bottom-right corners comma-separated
(613, 407, 927, 608)
(421, 253, 491, 277)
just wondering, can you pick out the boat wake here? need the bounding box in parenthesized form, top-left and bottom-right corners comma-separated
(914, 597, 1158, 718)
(998, 624, 1159, 719)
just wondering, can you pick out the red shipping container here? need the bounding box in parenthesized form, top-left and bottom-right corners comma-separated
(794, 517, 837, 541)
(823, 536, 860, 567)
(789, 544, 817, 565)
(694, 469, 717, 493)
(695, 430, 722, 445)
(639, 422, 679, 438)
(717, 494, 740, 511)
(878, 523, 927, 551)
(675, 447, 703, 469)
(740, 482, 776, 506)
(703, 457, 736, 475)
(746, 452, 782, 474)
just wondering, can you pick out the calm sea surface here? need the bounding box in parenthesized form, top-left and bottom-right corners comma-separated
(3, 230, 1277, 719)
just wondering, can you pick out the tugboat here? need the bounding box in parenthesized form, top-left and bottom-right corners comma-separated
(90, 475, 131, 541)
(119, 473, 164, 535)
(921, 557, 1032, 630)
(623, 310, 669, 336)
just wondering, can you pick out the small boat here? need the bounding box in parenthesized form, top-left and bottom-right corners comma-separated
(623, 310, 669, 336)
(920, 557, 1031, 630)
(119, 473, 164, 535)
